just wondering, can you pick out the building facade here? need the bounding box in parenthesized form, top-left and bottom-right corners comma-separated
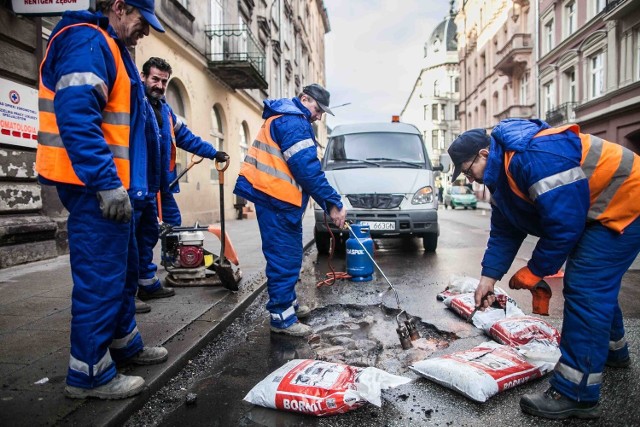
(0, 3, 62, 268)
(401, 6, 460, 191)
(454, 0, 535, 199)
(538, 0, 640, 152)
(138, 0, 331, 225)
(456, 0, 536, 133)
(0, 0, 330, 268)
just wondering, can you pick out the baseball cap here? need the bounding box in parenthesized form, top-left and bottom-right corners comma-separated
(126, 0, 165, 33)
(447, 128, 490, 181)
(302, 84, 334, 116)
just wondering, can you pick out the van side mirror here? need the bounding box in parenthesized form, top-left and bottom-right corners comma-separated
(433, 164, 444, 171)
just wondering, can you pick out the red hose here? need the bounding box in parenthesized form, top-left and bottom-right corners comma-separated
(316, 213, 351, 287)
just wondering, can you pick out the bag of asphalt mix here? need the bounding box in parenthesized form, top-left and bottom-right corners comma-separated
(410, 341, 555, 403)
(244, 359, 411, 416)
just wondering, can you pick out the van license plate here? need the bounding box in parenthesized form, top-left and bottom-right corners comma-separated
(361, 221, 395, 230)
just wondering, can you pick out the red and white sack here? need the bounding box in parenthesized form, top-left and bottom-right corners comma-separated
(489, 316, 561, 363)
(436, 275, 479, 301)
(411, 341, 554, 402)
(443, 288, 524, 329)
(244, 359, 411, 416)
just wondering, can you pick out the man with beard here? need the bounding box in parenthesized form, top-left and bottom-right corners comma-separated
(134, 57, 228, 311)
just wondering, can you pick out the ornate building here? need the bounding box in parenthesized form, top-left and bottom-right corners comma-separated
(538, 0, 640, 152)
(135, 0, 331, 225)
(456, 0, 535, 134)
(401, 3, 460, 190)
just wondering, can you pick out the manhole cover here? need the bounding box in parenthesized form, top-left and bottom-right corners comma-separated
(303, 304, 455, 375)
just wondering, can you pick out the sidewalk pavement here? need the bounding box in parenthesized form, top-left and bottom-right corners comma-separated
(0, 211, 317, 427)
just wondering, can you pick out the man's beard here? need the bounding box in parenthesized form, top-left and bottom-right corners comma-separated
(145, 87, 164, 100)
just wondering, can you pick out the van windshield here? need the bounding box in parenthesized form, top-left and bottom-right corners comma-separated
(325, 132, 429, 170)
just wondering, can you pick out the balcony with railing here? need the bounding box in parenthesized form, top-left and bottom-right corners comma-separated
(605, 0, 624, 13)
(205, 25, 268, 90)
(603, 0, 640, 19)
(545, 102, 578, 127)
(494, 33, 532, 76)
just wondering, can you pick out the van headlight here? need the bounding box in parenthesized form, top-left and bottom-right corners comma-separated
(411, 186, 434, 204)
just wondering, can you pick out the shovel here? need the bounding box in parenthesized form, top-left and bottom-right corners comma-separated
(212, 157, 240, 291)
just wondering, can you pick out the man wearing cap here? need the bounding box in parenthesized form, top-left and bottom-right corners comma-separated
(448, 118, 640, 419)
(234, 84, 347, 337)
(37, 0, 168, 399)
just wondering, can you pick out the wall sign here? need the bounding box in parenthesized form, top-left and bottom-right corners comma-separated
(11, 0, 91, 15)
(0, 78, 39, 149)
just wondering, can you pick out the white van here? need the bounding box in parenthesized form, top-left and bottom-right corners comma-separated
(314, 121, 441, 253)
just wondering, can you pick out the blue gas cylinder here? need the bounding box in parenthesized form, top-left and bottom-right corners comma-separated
(346, 223, 374, 282)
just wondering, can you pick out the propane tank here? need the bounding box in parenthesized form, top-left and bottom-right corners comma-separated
(346, 223, 374, 282)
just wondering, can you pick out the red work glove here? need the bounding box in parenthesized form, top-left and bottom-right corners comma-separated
(509, 266, 552, 316)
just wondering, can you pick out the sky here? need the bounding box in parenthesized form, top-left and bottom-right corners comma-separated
(323, 0, 452, 129)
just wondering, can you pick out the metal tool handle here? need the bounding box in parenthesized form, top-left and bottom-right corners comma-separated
(216, 158, 229, 264)
(345, 223, 401, 308)
(215, 157, 229, 183)
(169, 154, 204, 189)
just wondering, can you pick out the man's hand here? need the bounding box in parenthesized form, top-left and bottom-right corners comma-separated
(474, 276, 498, 309)
(509, 266, 552, 315)
(329, 205, 347, 229)
(96, 186, 132, 223)
(214, 151, 229, 162)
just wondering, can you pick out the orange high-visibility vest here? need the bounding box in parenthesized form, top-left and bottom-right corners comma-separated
(36, 23, 131, 188)
(239, 115, 303, 206)
(168, 114, 177, 172)
(504, 124, 640, 233)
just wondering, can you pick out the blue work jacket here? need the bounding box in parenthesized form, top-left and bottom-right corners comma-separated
(481, 118, 590, 280)
(234, 97, 343, 213)
(39, 10, 152, 200)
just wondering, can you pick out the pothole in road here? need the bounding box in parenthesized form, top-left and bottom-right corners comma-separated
(303, 304, 457, 375)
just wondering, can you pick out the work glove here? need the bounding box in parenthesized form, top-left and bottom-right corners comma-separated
(509, 266, 552, 316)
(96, 186, 132, 223)
(214, 151, 229, 162)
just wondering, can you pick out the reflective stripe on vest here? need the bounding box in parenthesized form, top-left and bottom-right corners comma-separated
(168, 114, 177, 172)
(36, 23, 131, 188)
(239, 115, 303, 206)
(504, 124, 640, 232)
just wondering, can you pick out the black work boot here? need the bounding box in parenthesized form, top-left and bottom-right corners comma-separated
(605, 344, 631, 368)
(520, 387, 601, 420)
(138, 283, 175, 300)
(135, 297, 151, 313)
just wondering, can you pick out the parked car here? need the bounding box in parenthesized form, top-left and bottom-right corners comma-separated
(444, 185, 477, 210)
(314, 121, 442, 253)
